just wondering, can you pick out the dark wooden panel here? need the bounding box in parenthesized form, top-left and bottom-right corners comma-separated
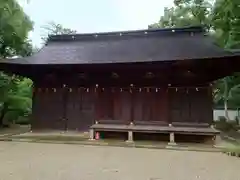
(66, 88, 94, 131)
(189, 88, 212, 124)
(133, 90, 143, 122)
(119, 90, 132, 122)
(112, 89, 132, 122)
(152, 88, 168, 122)
(32, 88, 65, 130)
(132, 88, 169, 124)
(169, 88, 190, 123)
(169, 87, 212, 124)
(96, 88, 114, 120)
(96, 88, 132, 123)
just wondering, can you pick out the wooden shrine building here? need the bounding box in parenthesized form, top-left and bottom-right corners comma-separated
(1, 26, 240, 144)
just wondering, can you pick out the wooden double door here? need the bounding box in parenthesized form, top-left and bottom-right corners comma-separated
(169, 88, 212, 124)
(66, 88, 94, 131)
(32, 88, 94, 131)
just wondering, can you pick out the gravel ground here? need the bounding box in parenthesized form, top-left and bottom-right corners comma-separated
(0, 142, 239, 180)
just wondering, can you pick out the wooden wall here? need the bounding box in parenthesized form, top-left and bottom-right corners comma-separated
(169, 87, 212, 124)
(32, 88, 65, 130)
(31, 86, 212, 131)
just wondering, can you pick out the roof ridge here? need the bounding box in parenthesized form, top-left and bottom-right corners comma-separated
(48, 26, 204, 42)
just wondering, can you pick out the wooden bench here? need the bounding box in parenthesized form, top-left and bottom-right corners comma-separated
(89, 123, 220, 145)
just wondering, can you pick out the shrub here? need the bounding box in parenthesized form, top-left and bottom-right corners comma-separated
(214, 120, 239, 131)
(15, 116, 30, 125)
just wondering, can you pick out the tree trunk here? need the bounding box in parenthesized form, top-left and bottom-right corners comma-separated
(0, 104, 7, 127)
(224, 78, 230, 121)
(224, 99, 230, 121)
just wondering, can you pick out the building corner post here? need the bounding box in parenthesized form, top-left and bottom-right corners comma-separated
(126, 131, 134, 142)
(168, 132, 177, 146)
(89, 129, 95, 140)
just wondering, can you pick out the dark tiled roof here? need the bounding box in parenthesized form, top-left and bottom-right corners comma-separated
(1, 26, 238, 65)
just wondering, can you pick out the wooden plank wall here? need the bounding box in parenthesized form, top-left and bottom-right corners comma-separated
(169, 87, 212, 124)
(31, 86, 212, 130)
(31, 88, 65, 130)
(96, 88, 169, 125)
(66, 88, 95, 131)
(132, 88, 168, 124)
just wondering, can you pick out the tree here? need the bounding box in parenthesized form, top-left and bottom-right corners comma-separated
(41, 21, 77, 43)
(149, 0, 212, 30)
(0, 0, 33, 58)
(0, 73, 32, 126)
(214, 76, 240, 121)
(211, 0, 240, 120)
(0, 0, 33, 127)
(212, 0, 240, 49)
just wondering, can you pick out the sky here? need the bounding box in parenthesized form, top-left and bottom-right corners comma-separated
(19, 0, 173, 47)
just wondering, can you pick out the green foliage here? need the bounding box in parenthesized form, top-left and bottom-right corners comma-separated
(149, 0, 212, 29)
(212, 0, 240, 49)
(0, 0, 33, 127)
(0, 72, 32, 125)
(214, 75, 240, 105)
(214, 118, 239, 131)
(0, 0, 33, 58)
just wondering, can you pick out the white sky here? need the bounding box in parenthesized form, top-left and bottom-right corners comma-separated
(19, 0, 173, 47)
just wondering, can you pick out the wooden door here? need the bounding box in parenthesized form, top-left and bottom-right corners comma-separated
(95, 88, 132, 124)
(32, 88, 65, 130)
(66, 88, 94, 131)
(132, 88, 168, 124)
(113, 89, 132, 123)
(169, 88, 191, 123)
(189, 88, 212, 124)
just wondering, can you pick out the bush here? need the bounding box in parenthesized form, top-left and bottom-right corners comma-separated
(214, 119, 239, 131)
(15, 116, 30, 125)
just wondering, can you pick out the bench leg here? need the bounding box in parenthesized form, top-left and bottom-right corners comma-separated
(89, 129, 95, 140)
(213, 135, 221, 147)
(126, 131, 134, 142)
(168, 132, 177, 146)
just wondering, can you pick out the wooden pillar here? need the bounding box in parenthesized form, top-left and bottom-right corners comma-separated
(89, 128, 95, 140)
(213, 135, 221, 147)
(168, 132, 177, 146)
(62, 84, 68, 131)
(130, 88, 134, 124)
(31, 85, 36, 131)
(94, 87, 99, 123)
(126, 131, 133, 142)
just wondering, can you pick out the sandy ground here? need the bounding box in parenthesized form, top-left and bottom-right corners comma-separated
(0, 142, 239, 180)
